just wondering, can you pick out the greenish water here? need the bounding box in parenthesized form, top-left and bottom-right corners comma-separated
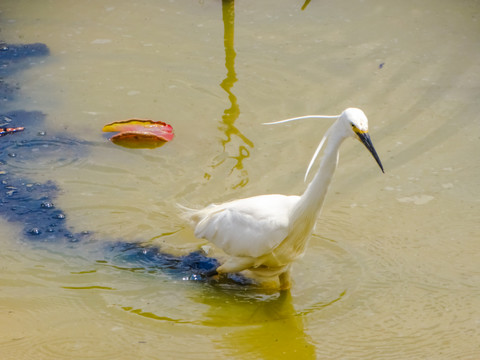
(1, 0, 480, 359)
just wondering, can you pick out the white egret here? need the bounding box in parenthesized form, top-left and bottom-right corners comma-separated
(182, 108, 383, 289)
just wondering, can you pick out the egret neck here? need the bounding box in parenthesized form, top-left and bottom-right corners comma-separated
(291, 120, 345, 237)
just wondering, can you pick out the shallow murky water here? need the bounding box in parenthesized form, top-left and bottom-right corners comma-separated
(1, 0, 480, 359)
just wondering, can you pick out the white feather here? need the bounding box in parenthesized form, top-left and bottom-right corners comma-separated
(304, 126, 333, 182)
(184, 194, 299, 258)
(263, 114, 339, 182)
(262, 114, 339, 125)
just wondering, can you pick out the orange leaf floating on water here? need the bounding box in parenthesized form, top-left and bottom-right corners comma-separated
(102, 119, 174, 140)
(102, 119, 174, 149)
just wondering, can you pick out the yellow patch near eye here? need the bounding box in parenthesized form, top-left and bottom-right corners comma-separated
(351, 125, 368, 134)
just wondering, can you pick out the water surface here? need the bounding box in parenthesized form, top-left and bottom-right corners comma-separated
(1, 0, 479, 358)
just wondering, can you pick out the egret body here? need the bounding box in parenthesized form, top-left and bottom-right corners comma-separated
(183, 108, 383, 289)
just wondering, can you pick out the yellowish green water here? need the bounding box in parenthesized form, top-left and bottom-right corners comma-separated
(1, 0, 480, 358)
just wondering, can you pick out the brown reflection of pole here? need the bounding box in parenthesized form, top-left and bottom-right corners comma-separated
(216, 0, 254, 189)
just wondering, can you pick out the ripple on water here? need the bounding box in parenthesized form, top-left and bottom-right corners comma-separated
(301, 232, 480, 359)
(98, 234, 363, 327)
(3, 316, 125, 360)
(292, 234, 362, 316)
(28, 328, 121, 360)
(312, 284, 480, 359)
(2, 138, 85, 173)
(0, 253, 121, 359)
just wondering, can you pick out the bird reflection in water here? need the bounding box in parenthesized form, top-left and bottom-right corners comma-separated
(200, 289, 317, 359)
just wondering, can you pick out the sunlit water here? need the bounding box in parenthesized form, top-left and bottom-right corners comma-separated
(1, 0, 480, 359)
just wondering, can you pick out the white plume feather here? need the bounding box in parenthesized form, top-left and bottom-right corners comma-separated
(263, 114, 340, 181)
(263, 114, 339, 125)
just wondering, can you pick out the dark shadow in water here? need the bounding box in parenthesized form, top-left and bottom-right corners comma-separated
(102, 241, 254, 285)
(212, 0, 254, 189)
(0, 111, 92, 242)
(0, 42, 49, 76)
(0, 42, 86, 243)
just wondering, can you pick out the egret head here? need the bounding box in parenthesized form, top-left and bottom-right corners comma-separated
(264, 107, 385, 179)
(341, 108, 384, 173)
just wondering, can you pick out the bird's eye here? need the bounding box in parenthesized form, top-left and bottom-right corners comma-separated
(350, 124, 363, 136)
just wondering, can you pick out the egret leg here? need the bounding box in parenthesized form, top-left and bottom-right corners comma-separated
(216, 256, 255, 274)
(279, 268, 292, 290)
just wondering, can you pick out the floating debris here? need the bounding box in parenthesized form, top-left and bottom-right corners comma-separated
(102, 118, 174, 149)
(0, 126, 24, 137)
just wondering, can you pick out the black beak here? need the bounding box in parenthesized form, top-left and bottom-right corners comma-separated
(357, 132, 384, 173)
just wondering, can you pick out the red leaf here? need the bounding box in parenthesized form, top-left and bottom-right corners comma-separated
(102, 119, 174, 148)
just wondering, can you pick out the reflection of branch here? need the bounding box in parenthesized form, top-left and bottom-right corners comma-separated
(216, 0, 253, 189)
(301, 0, 311, 11)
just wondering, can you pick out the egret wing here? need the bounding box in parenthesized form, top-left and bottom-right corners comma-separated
(193, 195, 299, 258)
